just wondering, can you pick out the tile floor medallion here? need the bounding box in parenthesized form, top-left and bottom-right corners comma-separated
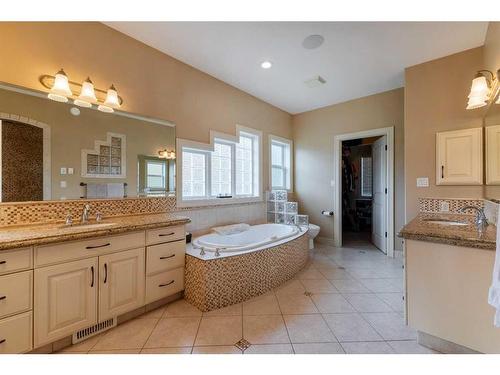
(56, 240, 439, 354)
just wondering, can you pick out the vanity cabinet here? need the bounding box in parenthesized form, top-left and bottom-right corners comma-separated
(436, 127, 483, 185)
(34, 257, 98, 347)
(99, 248, 145, 321)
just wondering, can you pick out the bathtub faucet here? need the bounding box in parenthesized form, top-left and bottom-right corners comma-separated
(215, 248, 221, 257)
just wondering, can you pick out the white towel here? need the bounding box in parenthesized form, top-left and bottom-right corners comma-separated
(488, 210, 500, 327)
(106, 183, 125, 198)
(86, 183, 107, 198)
(212, 223, 250, 235)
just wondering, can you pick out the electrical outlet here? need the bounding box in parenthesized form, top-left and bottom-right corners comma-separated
(416, 177, 429, 187)
(60, 167, 67, 175)
(68, 167, 74, 175)
(440, 201, 450, 212)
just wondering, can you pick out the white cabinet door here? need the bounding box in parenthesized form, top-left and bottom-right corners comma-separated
(34, 257, 98, 347)
(99, 248, 145, 321)
(486, 125, 500, 185)
(436, 127, 483, 185)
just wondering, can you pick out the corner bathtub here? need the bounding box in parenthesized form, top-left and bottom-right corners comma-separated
(184, 223, 309, 312)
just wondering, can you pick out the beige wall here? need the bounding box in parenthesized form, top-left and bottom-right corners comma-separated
(292, 88, 405, 249)
(0, 22, 292, 193)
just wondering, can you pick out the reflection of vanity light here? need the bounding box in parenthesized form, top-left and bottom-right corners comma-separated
(48, 69, 72, 102)
(74, 77, 97, 108)
(97, 104, 114, 113)
(158, 149, 176, 159)
(466, 69, 498, 110)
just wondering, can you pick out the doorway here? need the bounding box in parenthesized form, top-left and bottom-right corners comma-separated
(333, 127, 394, 257)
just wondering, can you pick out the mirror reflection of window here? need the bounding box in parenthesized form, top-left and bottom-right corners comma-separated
(138, 155, 175, 196)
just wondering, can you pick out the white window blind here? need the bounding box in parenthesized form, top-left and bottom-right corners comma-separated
(146, 160, 166, 190)
(236, 135, 254, 196)
(271, 137, 291, 190)
(182, 150, 206, 198)
(211, 142, 232, 196)
(361, 157, 372, 197)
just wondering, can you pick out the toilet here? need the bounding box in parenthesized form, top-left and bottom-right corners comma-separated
(307, 224, 320, 249)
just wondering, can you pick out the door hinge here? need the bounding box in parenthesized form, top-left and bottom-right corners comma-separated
(385, 188, 387, 194)
(385, 232, 387, 238)
(385, 145, 387, 151)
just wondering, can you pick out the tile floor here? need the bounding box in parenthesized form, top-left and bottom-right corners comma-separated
(57, 241, 439, 354)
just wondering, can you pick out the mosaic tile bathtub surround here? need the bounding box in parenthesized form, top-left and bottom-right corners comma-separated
(184, 233, 309, 312)
(418, 197, 484, 215)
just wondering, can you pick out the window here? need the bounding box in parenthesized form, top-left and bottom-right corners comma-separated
(146, 160, 166, 190)
(179, 127, 262, 205)
(182, 150, 206, 198)
(270, 136, 292, 190)
(361, 157, 372, 197)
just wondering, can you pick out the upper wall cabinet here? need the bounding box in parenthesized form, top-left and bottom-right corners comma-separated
(486, 125, 500, 185)
(436, 127, 483, 185)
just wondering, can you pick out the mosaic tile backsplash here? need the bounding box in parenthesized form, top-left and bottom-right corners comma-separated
(418, 197, 484, 215)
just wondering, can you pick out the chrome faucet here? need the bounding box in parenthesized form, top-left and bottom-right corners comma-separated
(459, 206, 489, 231)
(81, 204, 91, 224)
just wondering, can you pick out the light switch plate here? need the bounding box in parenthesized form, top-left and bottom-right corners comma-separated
(60, 167, 67, 175)
(68, 167, 74, 175)
(440, 201, 450, 212)
(416, 177, 429, 187)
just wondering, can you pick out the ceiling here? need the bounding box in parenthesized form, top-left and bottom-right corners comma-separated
(105, 22, 489, 114)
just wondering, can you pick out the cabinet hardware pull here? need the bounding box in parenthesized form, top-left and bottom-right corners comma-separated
(0, 261, 6, 265)
(160, 254, 175, 260)
(86, 243, 111, 249)
(0, 296, 6, 301)
(158, 280, 175, 287)
(104, 263, 108, 284)
(91, 266, 95, 287)
(0, 339, 6, 345)
(158, 232, 175, 237)
(441, 165, 444, 179)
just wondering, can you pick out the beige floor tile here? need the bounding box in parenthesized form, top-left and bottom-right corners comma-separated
(195, 316, 243, 346)
(359, 278, 403, 293)
(244, 344, 294, 354)
(301, 279, 338, 293)
(277, 294, 319, 314)
(243, 293, 281, 315)
(163, 299, 203, 318)
(275, 279, 306, 296)
(387, 340, 439, 354)
(341, 341, 395, 354)
(331, 279, 370, 293)
(192, 346, 242, 354)
(141, 306, 167, 319)
(311, 293, 355, 314)
(144, 317, 200, 348)
(141, 347, 192, 354)
(243, 315, 290, 344)
(322, 313, 383, 342)
(376, 293, 405, 312)
(92, 318, 158, 350)
(283, 314, 336, 343)
(89, 349, 142, 354)
(57, 334, 102, 353)
(343, 293, 393, 312)
(203, 303, 242, 316)
(293, 342, 345, 354)
(297, 267, 326, 280)
(362, 312, 416, 340)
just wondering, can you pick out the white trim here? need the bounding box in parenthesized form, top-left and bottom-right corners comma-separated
(176, 124, 263, 208)
(269, 134, 293, 192)
(333, 126, 395, 257)
(0, 115, 52, 201)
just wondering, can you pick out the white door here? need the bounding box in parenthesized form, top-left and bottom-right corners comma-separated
(372, 136, 387, 253)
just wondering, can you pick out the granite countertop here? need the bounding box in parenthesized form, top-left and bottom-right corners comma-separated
(0, 213, 191, 251)
(398, 213, 496, 250)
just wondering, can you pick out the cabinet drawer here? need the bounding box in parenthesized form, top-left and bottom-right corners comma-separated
(0, 311, 33, 354)
(0, 271, 32, 319)
(146, 240, 185, 275)
(145, 267, 184, 304)
(146, 225, 185, 246)
(35, 231, 145, 267)
(0, 248, 33, 275)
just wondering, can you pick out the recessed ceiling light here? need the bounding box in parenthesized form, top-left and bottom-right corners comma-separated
(261, 61, 272, 69)
(302, 34, 325, 50)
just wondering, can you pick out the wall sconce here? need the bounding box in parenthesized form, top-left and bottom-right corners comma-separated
(158, 149, 176, 159)
(466, 69, 499, 110)
(40, 70, 124, 113)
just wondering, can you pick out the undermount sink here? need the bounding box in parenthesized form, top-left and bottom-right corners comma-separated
(423, 218, 468, 226)
(60, 222, 116, 230)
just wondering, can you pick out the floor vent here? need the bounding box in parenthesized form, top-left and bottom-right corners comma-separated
(72, 317, 116, 344)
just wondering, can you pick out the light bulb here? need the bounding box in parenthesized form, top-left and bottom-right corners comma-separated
(74, 77, 97, 107)
(103, 84, 121, 109)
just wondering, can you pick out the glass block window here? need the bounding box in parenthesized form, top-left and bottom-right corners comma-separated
(211, 142, 232, 197)
(236, 135, 254, 196)
(182, 150, 206, 198)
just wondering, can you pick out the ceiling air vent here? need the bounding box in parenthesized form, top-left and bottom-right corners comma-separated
(304, 76, 326, 88)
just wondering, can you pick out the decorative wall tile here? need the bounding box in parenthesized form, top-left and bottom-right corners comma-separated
(418, 197, 483, 215)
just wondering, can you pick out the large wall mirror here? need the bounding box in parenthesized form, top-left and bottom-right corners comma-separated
(485, 85, 500, 187)
(0, 84, 176, 202)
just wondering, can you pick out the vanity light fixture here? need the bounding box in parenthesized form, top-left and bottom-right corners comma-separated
(74, 77, 97, 108)
(40, 70, 124, 113)
(466, 69, 499, 110)
(47, 69, 72, 103)
(158, 149, 176, 159)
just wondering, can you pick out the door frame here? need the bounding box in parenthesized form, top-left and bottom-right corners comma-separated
(333, 126, 395, 257)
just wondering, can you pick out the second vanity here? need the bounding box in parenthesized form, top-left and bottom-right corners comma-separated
(0, 213, 190, 354)
(400, 211, 500, 354)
